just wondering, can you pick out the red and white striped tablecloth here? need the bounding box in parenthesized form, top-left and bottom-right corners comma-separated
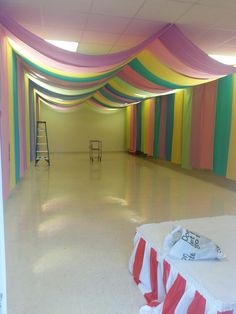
(129, 216, 236, 314)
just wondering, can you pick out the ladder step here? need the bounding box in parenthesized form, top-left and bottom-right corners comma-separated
(35, 121, 50, 166)
(36, 157, 49, 160)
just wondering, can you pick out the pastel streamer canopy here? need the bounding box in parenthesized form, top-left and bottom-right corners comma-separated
(0, 15, 235, 110)
(1, 15, 236, 199)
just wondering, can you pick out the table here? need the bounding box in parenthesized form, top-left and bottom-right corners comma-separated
(129, 216, 236, 314)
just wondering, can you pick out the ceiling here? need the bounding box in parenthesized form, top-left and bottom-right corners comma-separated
(1, 0, 236, 56)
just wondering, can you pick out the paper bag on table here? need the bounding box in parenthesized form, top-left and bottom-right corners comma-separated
(163, 225, 225, 261)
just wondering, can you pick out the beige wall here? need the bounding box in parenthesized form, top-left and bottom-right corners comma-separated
(40, 102, 126, 152)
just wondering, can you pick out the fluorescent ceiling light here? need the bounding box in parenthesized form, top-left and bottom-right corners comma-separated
(209, 54, 236, 65)
(45, 39, 78, 52)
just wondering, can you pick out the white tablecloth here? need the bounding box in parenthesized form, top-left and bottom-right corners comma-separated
(129, 215, 236, 314)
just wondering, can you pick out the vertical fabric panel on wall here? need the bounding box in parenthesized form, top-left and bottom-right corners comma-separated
(136, 102, 142, 152)
(24, 73, 31, 168)
(181, 88, 193, 169)
(158, 96, 167, 159)
(126, 105, 137, 153)
(7, 42, 16, 190)
(29, 81, 35, 161)
(12, 51, 20, 183)
(171, 90, 183, 164)
(141, 101, 148, 154)
(17, 60, 27, 177)
(165, 94, 175, 161)
(213, 75, 233, 176)
(146, 98, 155, 157)
(227, 74, 236, 180)
(190, 81, 217, 169)
(0, 28, 10, 198)
(126, 106, 131, 151)
(153, 97, 161, 160)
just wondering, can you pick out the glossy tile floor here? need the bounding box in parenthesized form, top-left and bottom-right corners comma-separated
(4, 153, 236, 314)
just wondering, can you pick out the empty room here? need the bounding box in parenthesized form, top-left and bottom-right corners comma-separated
(0, 1, 236, 313)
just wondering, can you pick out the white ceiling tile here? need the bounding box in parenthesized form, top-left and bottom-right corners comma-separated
(40, 0, 93, 12)
(124, 19, 165, 35)
(41, 8, 88, 29)
(80, 31, 120, 45)
(208, 45, 236, 55)
(178, 4, 228, 26)
(136, 0, 193, 22)
(78, 43, 112, 55)
(85, 14, 130, 33)
(169, 0, 197, 2)
(91, 0, 145, 17)
(220, 37, 236, 47)
(115, 34, 147, 46)
(41, 26, 82, 41)
(197, 0, 236, 9)
(211, 13, 236, 31)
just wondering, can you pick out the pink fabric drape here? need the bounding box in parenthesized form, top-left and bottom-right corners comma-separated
(158, 96, 167, 159)
(190, 81, 218, 169)
(0, 26, 10, 198)
(146, 99, 156, 156)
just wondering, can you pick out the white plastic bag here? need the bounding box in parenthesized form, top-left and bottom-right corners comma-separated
(163, 225, 225, 260)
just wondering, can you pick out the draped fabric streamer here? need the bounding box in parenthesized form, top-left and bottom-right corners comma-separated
(153, 98, 161, 160)
(158, 96, 167, 160)
(136, 103, 142, 153)
(1, 16, 236, 196)
(126, 75, 236, 180)
(213, 76, 233, 176)
(227, 76, 236, 180)
(171, 91, 183, 164)
(165, 94, 174, 161)
(126, 105, 137, 153)
(190, 81, 217, 170)
(181, 89, 193, 170)
(0, 28, 10, 199)
(146, 99, 155, 157)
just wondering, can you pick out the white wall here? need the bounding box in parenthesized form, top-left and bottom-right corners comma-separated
(40, 102, 126, 153)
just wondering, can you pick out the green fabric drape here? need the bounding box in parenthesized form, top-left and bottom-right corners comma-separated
(181, 89, 193, 169)
(213, 75, 233, 176)
(12, 52, 20, 183)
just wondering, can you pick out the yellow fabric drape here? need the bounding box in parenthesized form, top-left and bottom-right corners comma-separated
(171, 91, 184, 164)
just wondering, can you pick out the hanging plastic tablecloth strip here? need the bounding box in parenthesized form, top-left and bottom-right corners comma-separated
(129, 216, 236, 314)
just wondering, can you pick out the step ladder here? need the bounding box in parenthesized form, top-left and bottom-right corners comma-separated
(35, 121, 50, 166)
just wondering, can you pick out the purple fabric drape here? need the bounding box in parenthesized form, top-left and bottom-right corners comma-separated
(0, 14, 171, 68)
(159, 25, 235, 76)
